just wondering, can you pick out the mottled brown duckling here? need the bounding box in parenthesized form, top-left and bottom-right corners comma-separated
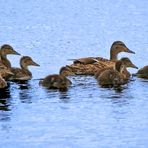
(98, 58, 138, 87)
(95, 57, 138, 79)
(39, 67, 74, 89)
(136, 65, 148, 79)
(0, 67, 14, 88)
(9, 56, 40, 81)
(0, 44, 21, 68)
(69, 41, 135, 64)
(66, 41, 135, 75)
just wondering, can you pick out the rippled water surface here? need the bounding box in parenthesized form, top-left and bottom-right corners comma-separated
(0, 0, 148, 147)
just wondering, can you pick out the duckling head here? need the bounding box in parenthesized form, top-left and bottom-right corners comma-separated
(0, 44, 21, 56)
(110, 41, 135, 61)
(120, 57, 138, 69)
(115, 60, 124, 72)
(20, 56, 40, 68)
(59, 66, 75, 77)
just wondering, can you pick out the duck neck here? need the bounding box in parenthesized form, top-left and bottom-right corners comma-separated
(1, 54, 11, 68)
(110, 50, 118, 61)
(21, 64, 32, 77)
(21, 63, 29, 71)
(115, 61, 125, 73)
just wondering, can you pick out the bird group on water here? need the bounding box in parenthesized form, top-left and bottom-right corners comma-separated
(0, 41, 147, 90)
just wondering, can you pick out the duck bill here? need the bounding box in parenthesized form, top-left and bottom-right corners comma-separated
(31, 61, 40, 66)
(12, 50, 21, 55)
(130, 63, 138, 69)
(126, 48, 135, 54)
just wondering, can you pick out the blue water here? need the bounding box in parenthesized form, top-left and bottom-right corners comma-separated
(0, 0, 148, 147)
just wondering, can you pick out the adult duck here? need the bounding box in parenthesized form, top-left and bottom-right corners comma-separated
(0, 44, 21, 68)
(136, 65, 148, 79)
(9, 56, 40, 81)
(66, 41, 135, 75)
(0, 44, 21, 79)
(69, 41, 135, 64)
(98, 58, 138, 87)
(39, 66, 74, 89)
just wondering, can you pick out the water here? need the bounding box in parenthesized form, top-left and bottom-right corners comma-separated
(0, 0, 148, 147)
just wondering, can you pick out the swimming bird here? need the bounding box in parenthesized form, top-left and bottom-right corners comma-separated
(95, 57, 138, 79)
(9, 56, 40, 81)
(136, 65, 148, 79)
(66, 41, 135, 75)
(39, 66, 74, 89)
(69, 41, 135, 64)
(0, 44, 21, 68)
(0, 44, 21, 79)
(98, 58, 138, 87)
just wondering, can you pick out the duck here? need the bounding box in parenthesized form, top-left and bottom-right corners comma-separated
(0, 44, 21, 79)
(66, 41, 135, 75)
(9, 56, 40, 81)
(39, 66, 74, 89)
(0, 44, 21, 68)
(95, 57, 138, 79)
(136, 65, 148, 79)
(0, 66, 14, 88)
(97, 58, 138, 87)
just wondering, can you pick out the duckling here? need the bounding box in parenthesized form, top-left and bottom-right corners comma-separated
(66, 41, 135, 75)
(98, 58, 138, 87)
(95, 57, 138, 79)
(69, 41, 135, 64)
(0, 67, 14, 88)
(9, 56, 40, 81)
(0, 44, 21, 68)
(39, 66, 73, 89)
(136, 65, 148, 79)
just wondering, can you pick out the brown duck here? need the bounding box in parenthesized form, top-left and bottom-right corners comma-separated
(39, 66, 74, 89)
(136, 65, 148, 79)
(98, 58, 138, 87)
(0, 44, 21, 79)
(95, 57, 138, 79)
(0, 44, 21, 68)
(9, 56, 40, 81)
(66, 41, 135, 75)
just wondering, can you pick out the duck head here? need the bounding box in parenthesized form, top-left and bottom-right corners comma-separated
(20, 56, 40, 69)
(0, 44, 21, 56)
(110, 41, 135, 61)
(59, 66, 75, 77)
(115, 60, 125, 73)
(120, 57, 138, 69)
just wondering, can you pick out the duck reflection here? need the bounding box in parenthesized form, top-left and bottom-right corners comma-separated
(17, 80, 33, 103)
(59, 89, 70, 101)
(0, 83, 11, 111)
(0, 85, 11, 99)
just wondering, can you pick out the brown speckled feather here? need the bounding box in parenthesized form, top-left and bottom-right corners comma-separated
(10, 67, 32, 80)
(67, 60, 115, 75)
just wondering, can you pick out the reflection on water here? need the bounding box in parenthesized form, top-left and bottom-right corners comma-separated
(0, 86, 11, 100)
